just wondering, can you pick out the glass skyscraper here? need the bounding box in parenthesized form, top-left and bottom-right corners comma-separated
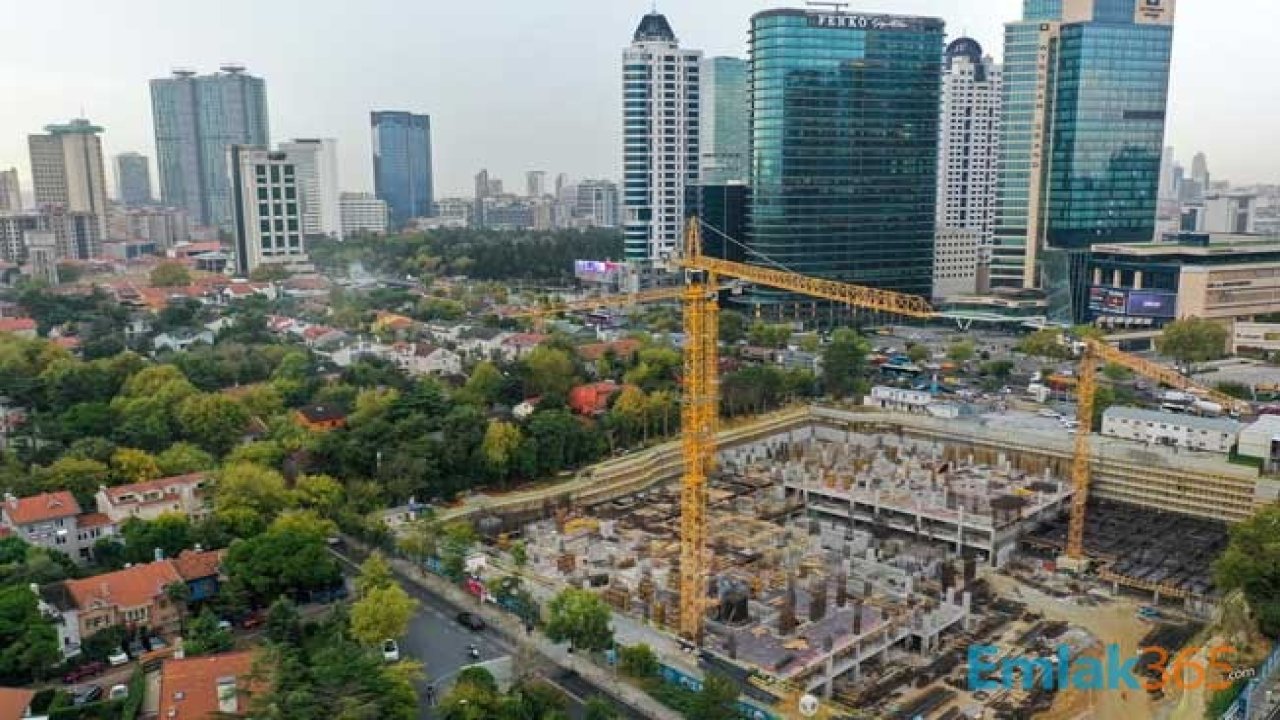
(746, 9, 944, 303)
(371, 111, 434, 229)
(990, 0, 1176, 321)
(150, 66, 269, 230)
(700, 57, 748, 185)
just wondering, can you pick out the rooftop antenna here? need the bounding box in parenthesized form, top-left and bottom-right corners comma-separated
(806, 1, 850, 11)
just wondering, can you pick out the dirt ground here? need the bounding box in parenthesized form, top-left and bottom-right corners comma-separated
(985, 573, 1166, 720)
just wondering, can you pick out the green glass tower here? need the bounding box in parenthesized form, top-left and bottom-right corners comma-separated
(990, 0, 1176, 322)
(745, 9, 944, 305)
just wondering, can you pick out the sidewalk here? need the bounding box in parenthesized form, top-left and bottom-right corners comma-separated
(348, 539, 681, 720)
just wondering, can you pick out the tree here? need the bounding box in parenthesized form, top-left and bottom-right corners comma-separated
(355, 552, 396, 598)
(150, 262, 192, 288)
(689, 672, 742, 720)
(1017, 329, 1070, 361)
(1217, 505, 1280, 636)
(36, 457, 112, 506)
(1102, 363, 1133, 383)
(165, 581, 192, 634)
(178, 393, 250, 457)
(224, 519, 341, 602)
(481, 421, 524, 480)
(460, 361, 505, 407)
(0, 584, 60, 684)
(438, 521, 478, 580)
(510, 541, 528, 574)
(524, 346, 577, 398)
(584, 697, 620, 720)
(155, 442, 215, 475)
(619, 644, 659, 679)
(237, 384, 286, 419)
(946, 340, 976, 364)
(214, 462, 291, 535)
(185, 607, 234, 656)
(821, 329, 870, 398)
(980, 360, 1015, 380)
(264, 597, 302, 646)
(718, 311, 747, 345)
(121, 514, 192, 564)
(907, 344, 930, 364)
(110, 447, 161, 484)
(1156, 318, 1229, 372)
(1216, 381, 1254, 401)
(611, 385, 650, 445)
(350, 583, 418, 646)
(291, 474, 344, 518)
(545, 588, 613, 652)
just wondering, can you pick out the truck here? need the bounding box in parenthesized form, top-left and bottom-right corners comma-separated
(1162, 391, 1195, 405)
(1191, 400, 1224, 417)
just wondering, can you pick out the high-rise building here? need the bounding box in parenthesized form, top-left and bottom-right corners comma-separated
(746, 8, 944, 301)
(990, 0, 1176, 321)
(526, 171, 548, 198)
(114, 152, 154, 207)
(700, 57, 748, 184)
(150, 66, 270, 230)
(109, 207, 191, 248)
(1191, 151, 1210, 190)
(339, 192, 388, 237)
(0, 169, 22, 211)
(937, 38, 1002, 244)
(228, 146, 307, 276)
(25, 230, 59, 286)
(575, 180, 621, 228)
(473, 169, 491, 229)
(371, 111, 433, 229)
(278, 139, 342, 240)
(28, 118, 109, 258)
(623, 11, 701, 262)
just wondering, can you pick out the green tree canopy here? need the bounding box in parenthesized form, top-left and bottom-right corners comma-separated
(821, 329, 870, 398)
(545, 588, 613, 652)
(1156, 318, 1229, 371)
(1216, 505, 1280, 636)
(150, 262, 193, 288)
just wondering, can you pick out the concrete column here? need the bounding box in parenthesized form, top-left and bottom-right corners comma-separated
(824, 655, 835, 699)
(1134, 271, 1144, 290)
(1093, 267, 1103, 285)
(1112, 269, 1122, 286)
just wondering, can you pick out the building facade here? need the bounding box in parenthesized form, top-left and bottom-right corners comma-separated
(990, 0, 1176, 323)
(109, 207, 191, 248)
(1102, 407, 1240, 455)
(28, 119, 109, 257)
(228, 146, 307, 276)
(623, 11, 701, 262)
(933, 228, 985, 300)
(339, 192, 388, 237)
(526, 171, 547, 198)
(700, 57, 748, 185)
(575, 180, 621, 228)
(278, 139, 342, 240)
(114, 152, 154, 207)
(0, 168, 22, 211)
(747, 9, 944, 302)
(937, 38, 1002, 245)
(371, 111, 433, 229)
(150, 66, 270, 230)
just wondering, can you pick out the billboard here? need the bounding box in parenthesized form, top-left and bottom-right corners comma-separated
(574, 260, 626, 284)
(1125, 292, 1177, 318)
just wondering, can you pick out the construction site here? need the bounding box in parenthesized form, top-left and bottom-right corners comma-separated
(489, 404, 1274, 718)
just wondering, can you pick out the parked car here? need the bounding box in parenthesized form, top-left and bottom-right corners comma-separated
(382, 639, 400, 663)
(456, 612, 486, 632)
(108, 684, 129, 701)
(71, 685, 103, 706)
(127, 639, 146, 657)
(62, 661, 105, 685)
(107, 649, 129, 667)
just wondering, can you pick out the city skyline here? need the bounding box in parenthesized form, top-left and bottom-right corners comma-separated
(0, 0, 1274, 201)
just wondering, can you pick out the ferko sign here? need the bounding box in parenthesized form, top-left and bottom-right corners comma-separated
(968, 644, 1253, 693)
(807, 13, 921, 31)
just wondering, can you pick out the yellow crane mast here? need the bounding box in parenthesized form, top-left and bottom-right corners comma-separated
(1064, 338, 1253, 562)
(673, 220, 936, 642)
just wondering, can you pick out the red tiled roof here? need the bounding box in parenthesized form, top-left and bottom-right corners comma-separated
(503, 333, 548, 347)
(577, 339, 643, 362)
(568, 382, 622, 416)
(102, 473, 206, 507)
(172, 549, 226, 582)
(0, 318, 36, 333)
(64, 560, 182, 611)
(302, 325, 336, 340)
(0, 687, 35, 720)
(159, 650, 260, 719)
(77, 513, 115, 530)
(3, 491, 81, 525)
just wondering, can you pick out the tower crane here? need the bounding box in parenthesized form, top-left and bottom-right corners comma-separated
(672, 219, 935, 642)
(506, 285, 691, 328)
(1063, 338, 1252, 564)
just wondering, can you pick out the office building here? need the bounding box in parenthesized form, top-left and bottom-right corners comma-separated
(623, 11, 701, 262)
(746, 8, 943, 301)
(575, 180, 621, 228)
(25, 230, 59, 285)
(1201, 193, 1256, 234)
(0, 169, 21, 211)
(151, 66, 270, 230)
(933, 228, 985, 300)
(687, 183, 747, 264)
(700, 57, 748, 184)
(278, 139, 342, 240)
(114, 152, 154, 207)
(371, 111, 433, 229)
(109, 207, 191, 248)
(1191, 151, 1210, 190)
(339, 192, 388, 237)
(526, 171, 548, 198)
(228, 146, 307, 276)
(937, 38, 1002, 244)
(990, 0, 1176, 323)
(28, 118, 109, 257)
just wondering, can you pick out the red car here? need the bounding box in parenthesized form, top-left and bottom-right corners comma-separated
(62, 661, 105, 684)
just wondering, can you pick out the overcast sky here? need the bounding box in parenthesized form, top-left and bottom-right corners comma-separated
(0, 0, 1274, 198)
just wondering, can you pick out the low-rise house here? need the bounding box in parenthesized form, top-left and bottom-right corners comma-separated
(95, 473, 210, 524)
(576, 338, 643, 364)
(501, 333, 548, 360)
(0, 318, 36, 339)
(372, 311, 415, 335)
(0, 687, 37, 720)
(864, 386, 933, 414)
(569, 382, 622, 417)
(295, 404, 347, 432)
(392, 342, 462, 376)
(58, 560, 185, 639)
(158, 650, 260, 719)
(172, 548, 227, 603)
(1, 492, 84, 558)
(1102, 407, 1241, 454)
(513, 398, 541, 420)
(456, 326, 510, 360)
(302, 325, 348, 349)
(1239, 415, 1280, 473)
(153, 330, 215, 354)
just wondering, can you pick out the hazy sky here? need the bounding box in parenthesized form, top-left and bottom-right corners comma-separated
(0, 0, 1275, 199)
